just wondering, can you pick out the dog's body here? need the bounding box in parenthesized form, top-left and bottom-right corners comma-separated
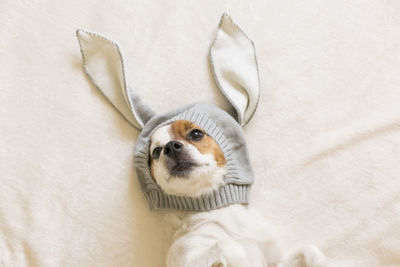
(150, 120, 325, 267)
(164, 204, 283, 267)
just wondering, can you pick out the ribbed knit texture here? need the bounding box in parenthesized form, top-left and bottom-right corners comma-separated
(134, 102, 255, 211)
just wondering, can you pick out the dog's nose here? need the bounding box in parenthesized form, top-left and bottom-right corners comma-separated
(164, 141, 183, 157)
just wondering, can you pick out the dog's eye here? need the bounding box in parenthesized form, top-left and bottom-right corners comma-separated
(189, 129, 204, 141)
(152, 147, 162, 159)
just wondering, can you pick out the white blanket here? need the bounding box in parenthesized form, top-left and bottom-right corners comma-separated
(1, 1, 400, 266)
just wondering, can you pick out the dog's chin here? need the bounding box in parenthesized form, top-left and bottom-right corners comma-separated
(154, 162, 226, 197)
(169, 161, 197, 178)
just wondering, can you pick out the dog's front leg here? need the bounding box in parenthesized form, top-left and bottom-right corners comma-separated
(167, 230, 251, 267)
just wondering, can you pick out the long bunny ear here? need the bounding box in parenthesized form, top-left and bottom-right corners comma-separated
(76, 30, 154, 130)
(210, 13, 260, 126)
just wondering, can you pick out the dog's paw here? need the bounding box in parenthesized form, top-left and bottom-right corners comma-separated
(281, 245, 326, 267)
(211, 262, 225, 267)
(300, 246, 326, 267)
(205, 239, 252, 267)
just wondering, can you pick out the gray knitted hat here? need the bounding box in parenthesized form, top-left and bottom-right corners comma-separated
(76, 13, 260, 211)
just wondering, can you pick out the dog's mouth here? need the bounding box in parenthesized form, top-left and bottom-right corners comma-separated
(168, 160, 197, 178)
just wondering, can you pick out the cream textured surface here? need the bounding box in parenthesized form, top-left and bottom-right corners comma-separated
(1, 1, 400, 266)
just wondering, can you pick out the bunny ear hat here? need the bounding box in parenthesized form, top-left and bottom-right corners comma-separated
(76, 13, 260, 211)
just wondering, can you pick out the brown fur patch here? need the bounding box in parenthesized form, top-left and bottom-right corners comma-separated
(171, 120, 226, 166)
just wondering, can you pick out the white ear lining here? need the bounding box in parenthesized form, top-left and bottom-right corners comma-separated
(76, 30, 154, 130)
(210, 13, 260, 126)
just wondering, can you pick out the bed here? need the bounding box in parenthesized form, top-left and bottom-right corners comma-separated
(1, 0, 400, 266)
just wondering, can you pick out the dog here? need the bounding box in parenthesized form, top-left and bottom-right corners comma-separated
(149, 120, 326, 267)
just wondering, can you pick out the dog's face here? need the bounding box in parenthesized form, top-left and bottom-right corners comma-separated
(149, 120, 226, 197)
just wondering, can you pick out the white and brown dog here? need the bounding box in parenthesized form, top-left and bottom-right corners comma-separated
(150, 120, 326, 267)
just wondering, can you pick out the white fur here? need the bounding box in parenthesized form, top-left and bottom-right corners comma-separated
(151, 125, 327, 267)
(163, 205, 327, 267)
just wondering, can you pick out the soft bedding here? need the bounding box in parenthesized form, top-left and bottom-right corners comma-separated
(1, 0, 400, 266)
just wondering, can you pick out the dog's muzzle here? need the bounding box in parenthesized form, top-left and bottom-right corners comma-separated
(164, 141, 197, 177)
